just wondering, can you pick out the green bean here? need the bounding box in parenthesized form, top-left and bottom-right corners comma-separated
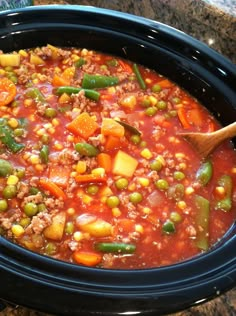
(106, 196, 120, 208)
(56, 86, 100, 101)
(195, 194, 210, 250)
(95, 242, 136, 253)
(0, 125, 25, 153)
(215, 175, 232, 212)
(82, 73, 119, 89)
(75, 58, 86, 67)
(3, 185, 17, 199)
(133, 63, 146, 90)
(25, 87, 46, 103)
(0, 159, 13, 177)
(196, 161, 213, 186)
(0, 199, 8, 212)
(129, 192, 143, 204)
(75, 142, 99, 157)
(40, 145, 49, 164)
(162, 220, 175, 234)
(24, 202, 38, 217)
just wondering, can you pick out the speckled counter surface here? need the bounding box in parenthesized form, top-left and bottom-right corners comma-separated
(1, 0, 236, 315)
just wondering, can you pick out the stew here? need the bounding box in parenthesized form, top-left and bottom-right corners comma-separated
(0, 45, 235, 269)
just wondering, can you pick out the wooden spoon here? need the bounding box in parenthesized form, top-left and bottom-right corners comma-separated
(178, 121, 236, 158)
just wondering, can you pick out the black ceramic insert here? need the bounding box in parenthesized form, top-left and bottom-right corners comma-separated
(0, 5, 235, 316)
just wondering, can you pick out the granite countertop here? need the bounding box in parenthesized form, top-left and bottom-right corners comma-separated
(1, 0, 236, 315)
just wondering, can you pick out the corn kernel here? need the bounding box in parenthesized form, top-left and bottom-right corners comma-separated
(32, 78, 39, 84)
(54, 142, 63, 150)
(99, 186, 113, 197)
(24, 99, 33, 107)
(48, 127, 55, 134)
(175, 153, 186, 159)
(52, 118, 60, 126)
(145, 78, 152, 84)
(138, 177, 150, 187)
(112, 207, 121, 217)
(178, 162, 187, 170)
(107, 87, 116, 94)
(100, 196, 108, 204)
(82, 194, 93, 204)
(7, 118, 19, 129)
(135, 224, 144, 234)
(185, 186, 194, 195)
(149, 95, 158, 106)
(81, 48, 89, 56)
(11, 224, 25, 237)
(7, 175, 19, 185)
(30, 154, 40, 164)
(67, 207, 75, 216)
(215, 186, 225, 196)
(67, 135, 74, 142)
(231, 167, 236, 174)
(36, 128, 46, 136)
(44, 123, 52, 129)
(70, 171, 77, 178)
(35, 164, 44, 171)
(142, 207, 152, 215)
(71, 54, 80, 62)
(0, 69, 5, 75)
(19, 49, 28, 57)
(141, 148, 153, 159)
(91, 168, 105, 176)
(177, 201, 187, 210)
(76, 161, 87, 174)
(73, 231, 83, 242)
(128, 183, 136, 191)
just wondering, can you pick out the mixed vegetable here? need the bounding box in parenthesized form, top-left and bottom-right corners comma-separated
(0, 45, 235, 269)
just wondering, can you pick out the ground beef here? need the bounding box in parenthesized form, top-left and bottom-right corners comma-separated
(0, 208, 21, 230)
(26, 212, 52, 235)
(22, 193, 44, 206)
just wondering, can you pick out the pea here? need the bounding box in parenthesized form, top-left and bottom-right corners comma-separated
(65, 222, 74, 234)
(0, 159, 13, 177)
(41, 134, 50, 144)
(19, 217, 31, 227)
(129, 192, 143, 204)
(24, 202, 38, 217)
(139, 140, 147, 148)
(14, 167, 25, 179)
(172, 97, 181, 104)
(75, 142, 99, 157)
(45, 107, 57, 118)
(170, 211, 182, 223)
(141, 98, 151, 108)
(106, 196, 120, 208)
(130, 135, 141, 145)
(173, 171, 185, 181)
(106, 59, 118, 67)
(155, 179, 169, 190)
(13, 128, 24, 137)
(162, 220, 175, 234)
(150, 159, 163, 171)
(4, 66, 13, 72)
(145, 106, 157, 116)
(115, 178, 129, 190)
(169, 110, 177, 117)
(152, 84, 162, 93)
(157, 100, 167, 110)
(100, 65, 108, 71)
(38, 203, 47, 212)
(86, 185, 99, 195)
(167, 183, 185, 201)
(3, 185, 17, 199)
(0, 199, 8, 212)
(9, 75, 18, 84)
(45, 242, 57, 255)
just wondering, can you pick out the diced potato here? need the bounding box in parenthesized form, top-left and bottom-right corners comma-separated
(44, 212, 66, 241)
(76, 214, 112, 237)
(0, 54, 20, 67)
(112, 150, 138, 177)
(30, 53, 45, 65)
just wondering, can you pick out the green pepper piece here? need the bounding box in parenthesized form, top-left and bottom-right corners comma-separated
(56, 86, 100, 101)
(195, 194, 210, 251)
(0, 125, 25, 153)
(133, 63, 146, 90)
(95, 242, 136, 254)
(75, 58, 86, 68)
(40, 145, 49, 164)
(82, 73, 119, 89)
(75, 142, 99, 157)
(25, 87, 46, 103)
(196, 161, 213, 186)
(162, 220, 175, 234)
(215, 175, 233, 212)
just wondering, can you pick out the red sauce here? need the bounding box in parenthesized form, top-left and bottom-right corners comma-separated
(0, 45, 235, 269)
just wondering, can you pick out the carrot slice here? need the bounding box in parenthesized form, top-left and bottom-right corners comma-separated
(104, 135, 122, 151)
(177, 108, 190, 129)
(39, 178, 67, 200)
(66, 112, 99, 139)
(101, 118, 125, 137)
(0, 77, 17, 106)
(73, 251, 102, 267)
(75, 173, 107, 184)
(52, 74, 70, 87)
(118, 59, 133, 73)
(49, 166, 71, 188)
(97, 153, 112, 172)
(158, 79, 173, 89)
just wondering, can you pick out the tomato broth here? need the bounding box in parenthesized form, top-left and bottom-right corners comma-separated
(0, 45, 235, 269)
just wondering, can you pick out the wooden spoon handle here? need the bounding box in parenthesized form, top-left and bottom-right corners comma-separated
(214, 122, 236, 141)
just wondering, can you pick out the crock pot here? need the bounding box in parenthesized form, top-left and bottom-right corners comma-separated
(0, 5, 235, 316)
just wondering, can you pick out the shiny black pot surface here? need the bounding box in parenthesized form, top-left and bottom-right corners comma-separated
(0, 5, 235, 316)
